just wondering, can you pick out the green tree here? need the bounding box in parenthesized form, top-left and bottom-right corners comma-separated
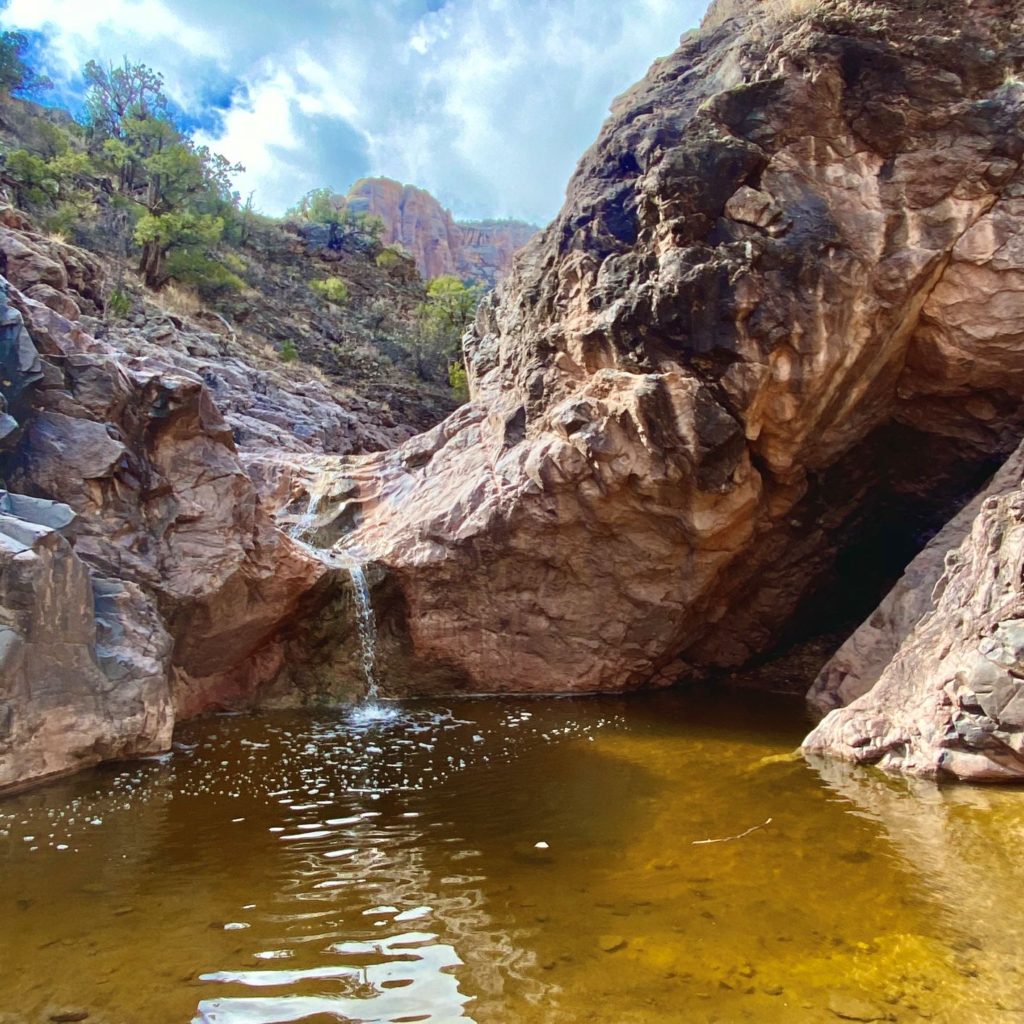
(288, 187, 385, 248)
(0, 28, 52, 98)
(3, 145, 90, 212)
(83, 59, 242, 288)
(409, 275, 483, 383)
(84, 60, 168, 142)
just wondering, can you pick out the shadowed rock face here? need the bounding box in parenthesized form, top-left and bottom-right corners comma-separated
(804, 440, 1024, 780)
(291, 0, 1024, 707)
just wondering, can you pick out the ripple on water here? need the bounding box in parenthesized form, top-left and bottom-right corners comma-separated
(2, 692, 1024, 1024)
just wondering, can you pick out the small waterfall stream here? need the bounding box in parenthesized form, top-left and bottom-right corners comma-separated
(347, 564, 379, 702)
(290, 479, 388, 711)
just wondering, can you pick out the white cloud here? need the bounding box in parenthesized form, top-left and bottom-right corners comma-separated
(1, 0, 712, 223)
(2, 0, 221, 107)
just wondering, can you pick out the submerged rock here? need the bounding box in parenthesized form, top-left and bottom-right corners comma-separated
(827, 992, 890, 1022)
(598, 934, 628, 954)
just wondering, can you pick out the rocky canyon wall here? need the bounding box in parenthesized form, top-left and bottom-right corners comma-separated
(289, 0, 1024, 779)
(6, 0, 1024, 791)
(0, 215, 396, 790)
(346, 178, 537, 288)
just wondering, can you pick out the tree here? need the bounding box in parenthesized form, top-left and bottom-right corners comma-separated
(408, 275, 483, 382)
(288, 187, 385, 249)
(421, 275, 483, 338)
(84, 59, 168, 142)
(83, 59, 242, 288)
(0, 29, 52, 98)
(134, 208, 224, 290)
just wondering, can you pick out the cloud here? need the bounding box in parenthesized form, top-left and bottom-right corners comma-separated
(2, 0, 223, 107)
(0, 0, 710, 224)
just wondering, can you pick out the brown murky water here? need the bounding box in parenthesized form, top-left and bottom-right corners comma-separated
(2, 689, 1023, 1024)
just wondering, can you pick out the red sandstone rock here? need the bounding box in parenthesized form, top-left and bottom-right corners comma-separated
(804, 440, 1024, 780)
(293, 0, 1024, 713)
(6, 0, 1024, 790)
(346, 177, 537, 287)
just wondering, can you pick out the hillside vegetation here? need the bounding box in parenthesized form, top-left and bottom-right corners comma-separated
(0, 51, 484, 427)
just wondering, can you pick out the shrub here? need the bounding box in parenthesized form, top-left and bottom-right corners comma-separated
(375, 247, 403, 270)
(311, 276, 350, 305)
(163, 248, 243, 301)
(5, 149, 58, 205)
(105, 288, 132, 319)
(279, 340, 299, 363)
(449, 361, 469, 400)
(220, 250, 247, 274)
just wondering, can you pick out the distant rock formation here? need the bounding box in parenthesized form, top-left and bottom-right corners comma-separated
(346, 177, 537, 288)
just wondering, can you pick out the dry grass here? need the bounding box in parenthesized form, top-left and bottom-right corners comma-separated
(762, 0, 821, 25)
(159, 283, 202, 319)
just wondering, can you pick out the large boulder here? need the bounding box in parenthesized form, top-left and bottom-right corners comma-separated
(295, 0, 1024, 701)
(804, 441, 1024, 780)
(0, 491, 172, 789)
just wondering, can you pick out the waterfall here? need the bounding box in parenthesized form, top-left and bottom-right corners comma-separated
(290, 489, 322, 541)
(348, 564, 380, 702)
(289, 479, 390, 712)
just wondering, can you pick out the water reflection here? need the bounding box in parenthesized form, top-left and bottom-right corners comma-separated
(809, 755, 1024, 1017)
(196, 931, 471, 1023)
(2, 693, 1024, 1023)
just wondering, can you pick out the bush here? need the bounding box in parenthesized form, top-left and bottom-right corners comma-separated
(279, 340, 299, 363)
(164, 248, 244, 301)
(449, 361, 469, 400)
(5, 149, 57, 205)
(311, 276, 350, 305)
(220, 250, 247, 274)
(375, 247, 403, 270)
(105, 288, 132, 319)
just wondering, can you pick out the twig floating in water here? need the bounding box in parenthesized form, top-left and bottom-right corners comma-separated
(692, 817, 773, 845)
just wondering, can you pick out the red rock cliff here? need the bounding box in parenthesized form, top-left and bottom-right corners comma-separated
(346, 177, 537, 287)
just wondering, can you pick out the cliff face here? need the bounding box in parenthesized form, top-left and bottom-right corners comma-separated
(346, 177, 537, 287)
(283, 0, 1024, 779)
(0, 209, 441, 791)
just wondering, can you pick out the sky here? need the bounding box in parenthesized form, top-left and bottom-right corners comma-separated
(0, 0, 709, 225)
